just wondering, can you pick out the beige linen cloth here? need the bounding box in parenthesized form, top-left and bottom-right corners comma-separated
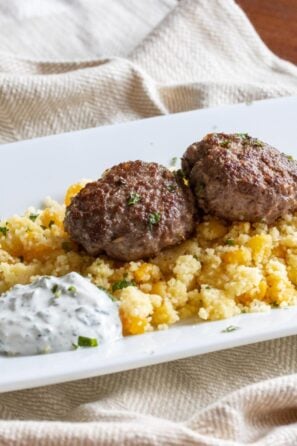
(1, 0, 297, 444)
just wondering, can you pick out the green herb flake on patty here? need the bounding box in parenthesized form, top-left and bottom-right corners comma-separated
(167, 184, 176, 192)
(148, 212, 161, 230)
(236, 132, 249, 139)
(253, 139, 264, 148)
(220, 140, 230, 148)
(127, 192, 141, 206)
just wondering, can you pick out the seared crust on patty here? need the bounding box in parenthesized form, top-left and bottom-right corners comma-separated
(182, 133, 297, 223)
(64, 161, 196, 261)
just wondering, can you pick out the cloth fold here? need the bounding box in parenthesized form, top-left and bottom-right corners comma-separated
(1, 0, 297, 444)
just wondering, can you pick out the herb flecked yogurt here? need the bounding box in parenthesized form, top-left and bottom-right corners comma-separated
(0, 272, 122, 356)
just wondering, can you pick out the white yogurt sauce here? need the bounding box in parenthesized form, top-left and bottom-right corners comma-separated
(0, 272, 122, 356)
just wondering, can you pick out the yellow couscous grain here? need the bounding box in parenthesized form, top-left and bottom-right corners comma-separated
(2, 181, 297, 335)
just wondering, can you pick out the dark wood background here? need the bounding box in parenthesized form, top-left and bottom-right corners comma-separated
(237, 0, 297, 64)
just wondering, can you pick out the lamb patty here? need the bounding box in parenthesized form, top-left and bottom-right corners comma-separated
(182, 133, 297, 223)
(64, 161, 196, 261)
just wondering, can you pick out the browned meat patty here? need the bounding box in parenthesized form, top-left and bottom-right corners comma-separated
(64, 161, 196, 261)
(182, 133, 297, 223)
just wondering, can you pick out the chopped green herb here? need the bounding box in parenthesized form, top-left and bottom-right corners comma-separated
(148, 212, 161, 230)
(112, 278, 136, 292)
(175, 169, 186, 179)
(61, 241, 72, 252)
(286, 155, 294, 161)
(0, 225, 8, 237)
(48, 220, 55, 228)
(52, 284, 61, 298)
(253, 139, 264, 147)
(225, 239, 235, 246)
(175, 169, 189, 186)
(193, 255, 199, 260)
(222, 325, 240, 333)
(29, 213, 39, 222)
(72, 343, 78, 350)
(170, 156, 178, 166)
(205, 286, 211, 290)
(77, 336, 98, 348)
(68, 285, 77, 295)
(167, 184, 176, 192)
(220, 140, 230, 148)
(127, 192, 141, 206)
(236, 133, 249, 139)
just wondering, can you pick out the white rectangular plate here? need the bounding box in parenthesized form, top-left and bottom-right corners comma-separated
(1, 96, 297, 393)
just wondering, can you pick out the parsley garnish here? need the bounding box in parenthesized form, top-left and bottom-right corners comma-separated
(127, 192, 141, 206)
(29, 213, 39, 222)
(220, 140, 230, 148)
(225, 239, 235, 246)
(52, 284, 61, 298)
(167, 184, 176, 192)
(77, 336, 98, 347)
(222, 325, 240, 333)
(0, 225, 8, 237)
(112, 278, 136, 292)
(148, 212, 161, 230)
(236, 133, 249, 139)
(68, 285, 77, 295)
(175, 169, 189, 186)
(253, 139, 264, 148)
(170, 156, 178, 166)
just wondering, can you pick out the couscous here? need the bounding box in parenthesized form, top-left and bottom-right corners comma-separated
(1, 181, 297, 336)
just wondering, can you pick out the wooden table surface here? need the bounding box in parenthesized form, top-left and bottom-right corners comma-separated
(237, 0, 297, 64)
